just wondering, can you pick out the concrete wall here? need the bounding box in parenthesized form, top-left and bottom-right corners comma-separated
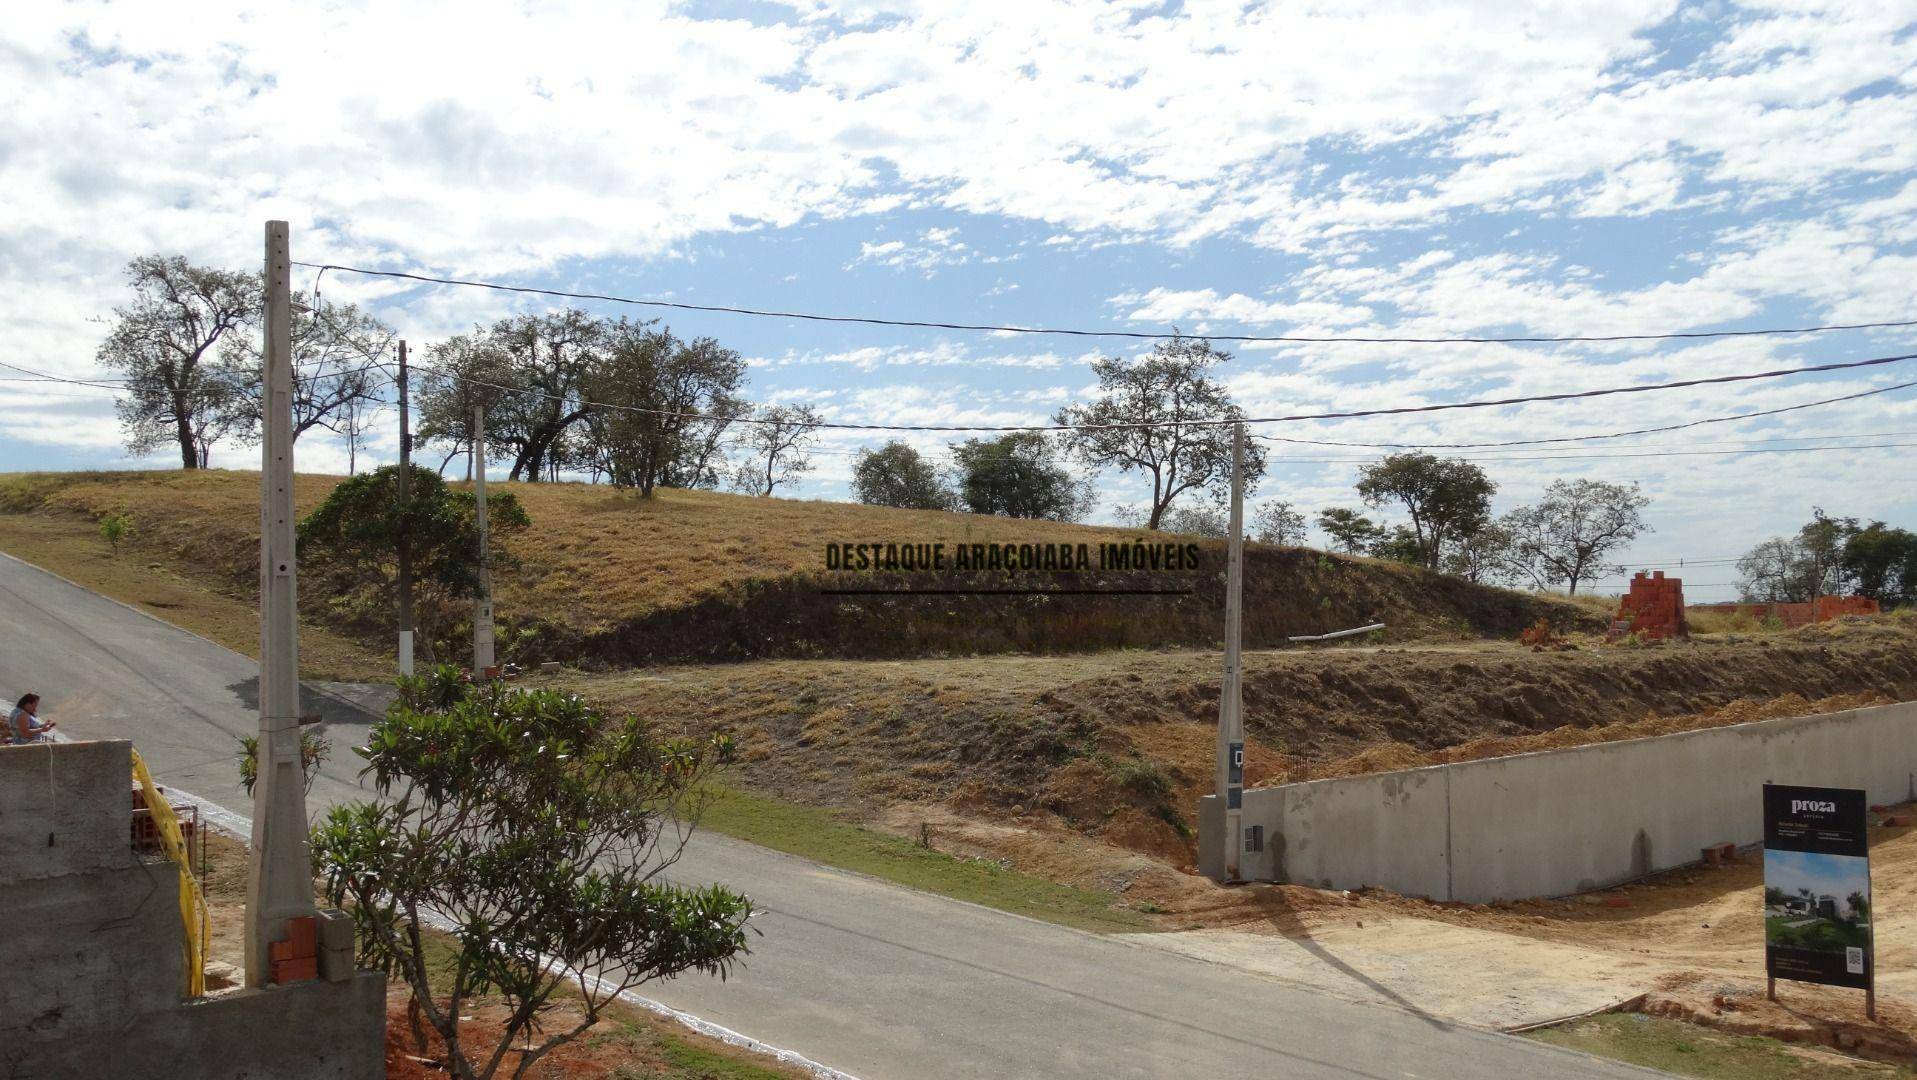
(1200, 700, 1917, 902)
(1, 740, 385, 1079)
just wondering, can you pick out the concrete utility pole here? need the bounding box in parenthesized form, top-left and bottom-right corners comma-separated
(395, 340, 414, 677)
(246, 221, 317, 986)
(1215, 422, 1246, 882)
(471, 404, 495, 679)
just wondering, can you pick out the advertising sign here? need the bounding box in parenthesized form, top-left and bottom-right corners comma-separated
(1763, 784, 1872, 990)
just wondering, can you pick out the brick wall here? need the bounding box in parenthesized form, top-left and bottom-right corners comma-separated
(1611, 570, 1688, 640)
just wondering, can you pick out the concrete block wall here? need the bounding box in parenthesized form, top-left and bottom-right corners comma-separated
(1200, 700, 1917, 902)
(0, 740, 385, 1078)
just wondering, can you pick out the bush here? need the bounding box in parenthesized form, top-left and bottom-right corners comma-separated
(98, 512, 134, 554)
(311, 668, 752, 1080)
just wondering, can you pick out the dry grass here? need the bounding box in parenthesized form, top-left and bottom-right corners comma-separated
(0, 469, 1595, 666)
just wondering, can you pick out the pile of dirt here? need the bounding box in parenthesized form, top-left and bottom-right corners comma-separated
(0, 468, 1595, 665)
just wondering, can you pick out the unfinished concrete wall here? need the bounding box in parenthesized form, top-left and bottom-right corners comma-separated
(1200, 700, 1917, 902)
(0, 740, 385, 1079)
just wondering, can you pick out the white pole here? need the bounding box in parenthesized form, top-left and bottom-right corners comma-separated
(471, 404, 495, 679)
(246, 220, 317, 986)
(1216, 422, 1246, 881)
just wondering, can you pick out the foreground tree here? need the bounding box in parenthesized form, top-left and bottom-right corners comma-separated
(1054, 338, 1266, 529)
(735, 404, 822, 496)
(1501, 479, 1651, 595)
(297, 466, 529, 659)
(1354, 452, 1495, 569)
(100, 255, 260, 468)
(312, 671, 753, 1080)
(851, 440, 954, 510)
(951, 432, 1091, 520)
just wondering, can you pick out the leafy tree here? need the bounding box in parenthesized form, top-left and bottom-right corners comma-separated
(734, 404, 822, 497)
(1370, 525, 1425, 565)
(1316, 507, 1384, 555)
(297, 465, 529, 659)
(951, 433, 1092, 520)
(579, 320, 746, 496)
(1737, 536, 1807, 602)
(1797, 509, 1859, 597)
(1848, 891, 1870, 923)
(851, 441, 954, 510)
(1250, 501, 1306, 546)
(1443, 520, 1515, 585)
(99, 255, 260, 468)
(1054, 338, 1266, 529)
(1501, 480, 1651, 595)
(312, 672, 752, 1080)
(417, 333, 517, 477)
(1843, 522, 1917, 605)
(1354, 452, 1496, 569)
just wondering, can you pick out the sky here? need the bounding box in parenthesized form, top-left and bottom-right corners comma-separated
(4, 0, 1916, 597)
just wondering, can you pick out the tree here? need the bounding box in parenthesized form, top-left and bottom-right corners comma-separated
(1737, 536, 1806, 602)
(1160, 504, 1227, 537)
(1316, 508, 1384, 555)
(578, 320, 746, 496)
(1054, 338, 1266, 529)
(735, 404, 821, 497)
(1797, 509, 1859, 597)
(851, 441, 954, 510)
(1250, 501, 1306, 546)
(222, 294, 394, 446)
(297, 465, 530, 659)
(420, 311, 605, 482)
(951, 433, 1092, 520)
(1501, 480, 1651, 595)
(1444, 520, 1515, 585)
(1354, 452, 1496, 569)
(99, 255, 260, 468)
(1844, 522, 1917, 605)
(312, 672, 752, 1080)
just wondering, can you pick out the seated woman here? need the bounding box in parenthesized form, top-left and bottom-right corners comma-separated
(7, 693, 52, 744)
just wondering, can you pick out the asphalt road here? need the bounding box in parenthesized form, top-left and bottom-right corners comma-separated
(0, 551, 1661, 1080)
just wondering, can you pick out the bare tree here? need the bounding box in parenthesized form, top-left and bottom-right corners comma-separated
(1054, 338, 1266, 529)
(735, 404, 821, 497)
(224, 294, 393, 444)
(99, 256, 260, 468)
(1501, 479, 1651, 594)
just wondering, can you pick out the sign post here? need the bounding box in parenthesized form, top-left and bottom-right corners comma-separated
(1763, 783, 1874, 1019)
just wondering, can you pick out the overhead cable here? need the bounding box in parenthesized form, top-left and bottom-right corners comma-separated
(412, 351, 1917, 433)
(296, 261, 1917, 345)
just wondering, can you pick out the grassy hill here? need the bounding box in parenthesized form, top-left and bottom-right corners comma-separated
(0, 469, 1599, 668)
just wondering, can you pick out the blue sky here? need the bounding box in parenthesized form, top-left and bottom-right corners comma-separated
(4, 0, 1916, 596)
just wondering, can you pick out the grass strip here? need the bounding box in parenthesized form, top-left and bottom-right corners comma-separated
(1528, 1014, 1910, 1078)
(695, 785, 1150, 934)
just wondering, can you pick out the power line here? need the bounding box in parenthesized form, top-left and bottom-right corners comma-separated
(298, 261, 1917, 345)
(1267, 441, 1917, 465)
(1255, 379, 1917, 451)
(412, 350, 1917, 433)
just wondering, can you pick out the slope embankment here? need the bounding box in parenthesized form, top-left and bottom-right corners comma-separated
(0, 469, 1598, 665)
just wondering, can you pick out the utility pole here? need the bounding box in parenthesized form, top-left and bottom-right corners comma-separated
(246, 220, 316, 986)
(395, 340, 414, 677)
(471, 403, 495, 679)
(1215, 422, 1245, 882)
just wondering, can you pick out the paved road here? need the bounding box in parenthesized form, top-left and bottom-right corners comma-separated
(0, 551, 1661, 1080)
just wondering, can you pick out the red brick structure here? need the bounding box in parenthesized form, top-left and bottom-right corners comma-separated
(1610, 570, 1688, 641)
(1690, 595, 1880, 629)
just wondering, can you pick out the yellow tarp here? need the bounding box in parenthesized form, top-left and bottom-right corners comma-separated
(130, 749, 209, 997)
